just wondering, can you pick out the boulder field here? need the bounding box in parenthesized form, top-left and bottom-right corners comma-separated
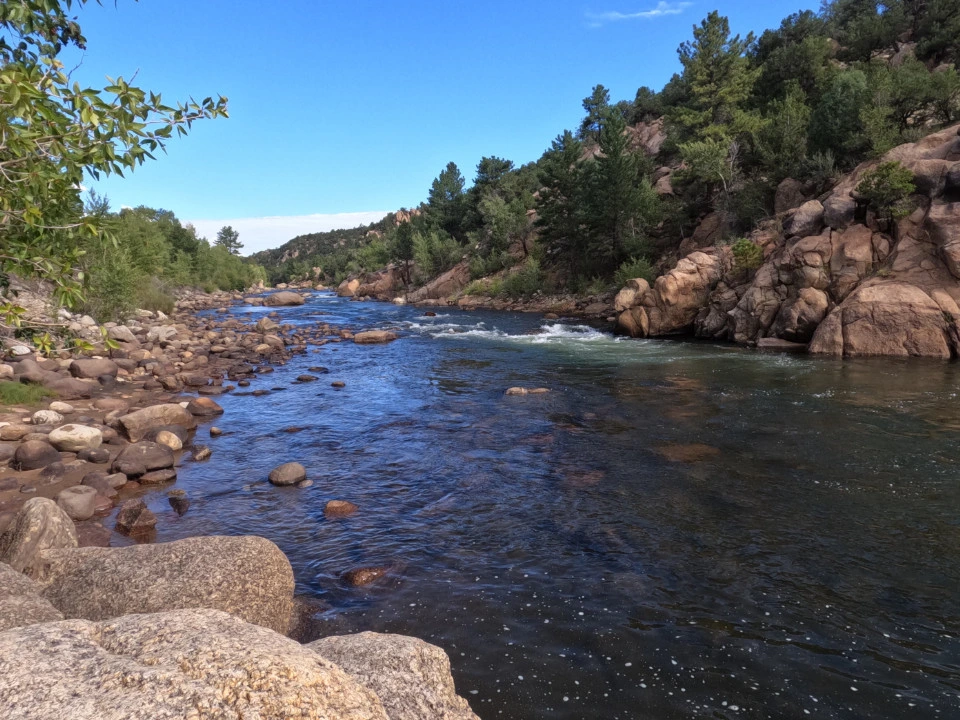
(614, 124, 960, 359)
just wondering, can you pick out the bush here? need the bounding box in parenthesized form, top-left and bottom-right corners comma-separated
(469, 251, 516, 280)
(732, 238, 764, 272)
(614, 257, 655, 288)
(499, 259, 543, 299)
(135, 278, 176, 315)
(855, 161, 916, 219)
(413, 231, 462, 280)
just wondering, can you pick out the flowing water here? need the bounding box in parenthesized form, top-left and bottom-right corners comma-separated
(126, 292, 960, 719)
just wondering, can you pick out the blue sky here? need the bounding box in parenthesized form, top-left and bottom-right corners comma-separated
(68, 0, 818, 253)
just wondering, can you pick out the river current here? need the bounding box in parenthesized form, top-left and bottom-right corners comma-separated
(123, 291, 960, 719)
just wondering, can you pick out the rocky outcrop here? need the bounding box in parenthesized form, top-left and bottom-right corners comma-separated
(353, 330, 398, 344)
(308, 632, 480, 720)
(28, 535, 295, 634)
(338, 278, 361, 297)
(355, 266, 404, 300)
(0, 609, 389, 720)
(408, 262, 470, 303)
(615, 251, 730, 337)
(615, 124, 960, 358)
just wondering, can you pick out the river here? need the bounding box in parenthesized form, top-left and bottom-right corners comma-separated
(122, 291, 960, 719)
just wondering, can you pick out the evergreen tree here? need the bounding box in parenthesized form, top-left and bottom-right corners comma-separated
(215, 225, 243, 255)
(671, 11, 760, 142)
(535, 131, 585, 270)
(579, 84, 611, 142)
(426, 162, 466, 240)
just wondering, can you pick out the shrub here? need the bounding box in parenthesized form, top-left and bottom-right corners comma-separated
(413, 231, 462, 280)
(135, 278, 176, 315)
(499, 259, 543, 299)
(855, 161, 916, 219)
(614, 257, 655, 288)
(732, 238, 764, 272)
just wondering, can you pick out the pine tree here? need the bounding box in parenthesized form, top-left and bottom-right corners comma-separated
(215, 226, 243, 255)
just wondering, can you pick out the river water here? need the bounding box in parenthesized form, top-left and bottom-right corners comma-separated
(133, 291, 959, 719)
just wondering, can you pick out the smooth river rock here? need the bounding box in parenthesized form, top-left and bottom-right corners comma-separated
(0, 498, 78, 573)
(263, 290, 306, 307)
(308, 631, 480, 720)
(269, 461, 307, 486)
(28, 535, 295, 634)
(117, 403, 197, 442)
(48, 424, 103, 452)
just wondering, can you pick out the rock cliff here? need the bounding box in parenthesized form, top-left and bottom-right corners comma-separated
(615, 124, 960, 358)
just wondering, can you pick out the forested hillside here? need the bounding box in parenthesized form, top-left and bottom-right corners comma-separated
(259, 0, 960, 299)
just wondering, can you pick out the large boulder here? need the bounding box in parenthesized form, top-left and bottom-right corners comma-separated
(29, 536, 295, 634)
(337, 278, 361, 297)
(47, 377, 96, 399)
(353, 331, 398, 344)
(809, 282, 953, 358)
(69, 358, 118, 379)
(56, 487, 99, 522)
(308, 632, 479, 720)
(117, 403, 196, 442)
(111, 441, 174, 477)
(927, 200, 960, 280)
(786, 200, 825, 238)
(48, 424, 103, 452)
(0, 562, 63, 632)
(774, 178, 807, 214)
(263, 291, 306, 307)
(0, 609, 388, 719)
(618, 251, 727, 337)
(407, 262, 470, 303)
(0, 498, 78, 573)
(269, 461, 307, 486)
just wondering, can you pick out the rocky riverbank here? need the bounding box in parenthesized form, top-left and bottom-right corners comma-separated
(613, 124, 960, 358)
(0, 286, 477, 718)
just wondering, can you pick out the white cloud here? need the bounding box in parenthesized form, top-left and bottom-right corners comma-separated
(587, 2, 691, 26)
(186, 211, 392, 256)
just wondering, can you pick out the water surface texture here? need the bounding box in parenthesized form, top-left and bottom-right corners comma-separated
(139, 292, 960, 719)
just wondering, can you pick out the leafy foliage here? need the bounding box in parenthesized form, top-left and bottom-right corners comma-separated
(731, 238, 764, 272)
(855, 161, 916, 219)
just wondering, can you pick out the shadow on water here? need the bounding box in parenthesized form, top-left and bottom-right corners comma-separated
(128, 292, 960, 719)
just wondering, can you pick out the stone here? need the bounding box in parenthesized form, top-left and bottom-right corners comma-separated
(48, 424, 103, 452)
(209, 426, 223, 437)
(0, 424, 32, 441)
(927, 201, 960, 280)
(80, 473, 117, 499)
(191, 445, 212, 461)
(30, 410, 63, 425)
(118, 403, 197, 442)
(12, 440, 60, 471)
(146, 325, 178, 343)
(69, 358, 118, 379)
(353, 330, 398, 344)
(810, 282, 952, 358)
(771, 287, 829, 343)
(168, 494, 191, 516)
(505, 387, 528, 396)
(297, 374, 319, 382)
(0, 498, 78, 573)
(325, 500, 359, 518)
(186, 397, 224, 417)
(308, 632, 479, 720)
(823, 195, 856, 230)
(0, 609, 388, 719)
(786, 200, 825, 238)
(337, 278, 361, 297)
(30, 536, 296, 634)
(77, 447, 110, 464)
(106, 325, 138, 344)
(774, 177, 808, 214)
(114, 499, 157, 534)
(139, 468, 177, 484)
(48, 401, 74, 415)
(111, 441, 174, 477)
(263, 291, 306, 307)
(56, 486, 99, 521)
(0, 562, 64, 632)
(341, 566, 389, 587)
(269, 462, 307, 486)
(154, 430, 182, 451)
(47, 377, 96, 399)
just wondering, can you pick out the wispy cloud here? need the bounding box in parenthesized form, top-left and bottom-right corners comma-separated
(586, 2, 691, 27)
(186, 211, 392, 256)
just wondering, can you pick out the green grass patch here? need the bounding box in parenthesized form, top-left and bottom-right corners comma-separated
(0, 381, 54, 407)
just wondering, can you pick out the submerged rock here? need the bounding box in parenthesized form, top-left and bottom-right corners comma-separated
(269, 462, 307, 486)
